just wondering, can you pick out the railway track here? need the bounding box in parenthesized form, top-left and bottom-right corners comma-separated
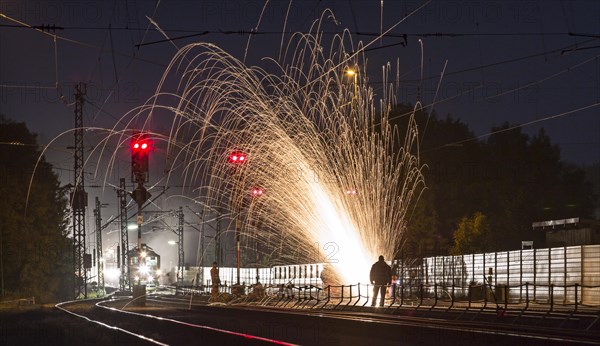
(56, 298, 296, 345)
(56, 294, 600, 345)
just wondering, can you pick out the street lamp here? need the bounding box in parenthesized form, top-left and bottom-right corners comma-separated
(345, 67, 358, 100)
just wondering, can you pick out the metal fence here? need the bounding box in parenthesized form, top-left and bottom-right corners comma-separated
(403, 244, 600, 306)
(179, 245, 600, 310)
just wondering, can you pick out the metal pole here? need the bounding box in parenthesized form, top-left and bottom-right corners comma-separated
(118, 178, 129, 291)
(94, 197, 104, 293)
(236, 218, 241, 285)
(178, 207, 184, 284)
(137, 203, 142, 284)
(199, 209, 205, 286)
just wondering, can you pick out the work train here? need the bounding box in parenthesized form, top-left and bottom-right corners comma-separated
(127, 244, 161, 285)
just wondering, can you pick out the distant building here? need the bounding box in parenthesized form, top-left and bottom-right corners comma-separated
(532, 218, 600, 247)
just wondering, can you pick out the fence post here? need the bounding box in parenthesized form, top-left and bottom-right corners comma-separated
(349, 285, 352, 305)
(468, 282, 472, 309)
(400, 283, 404, 306)
(549, 283, 554, 312)
(506, 251, 510, 298)
(519, 249, 523, 303)
(548, 248, 552, 305)
(494, 252, 498, 288)
(525, 282, 529, 310)
(564, 247, 567, 305)
(533, 249, 537, 301)
(574, 283, 579, 312)
(503, 283, 508, 310)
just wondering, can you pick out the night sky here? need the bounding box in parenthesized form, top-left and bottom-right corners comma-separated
(1, 0, 599, 268)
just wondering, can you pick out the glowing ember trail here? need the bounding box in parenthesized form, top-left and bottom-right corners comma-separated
(101, 12, 426, 285)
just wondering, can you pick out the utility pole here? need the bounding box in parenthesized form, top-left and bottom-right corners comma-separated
(71, 83, 88, 299)
(118, 178, 130, 291)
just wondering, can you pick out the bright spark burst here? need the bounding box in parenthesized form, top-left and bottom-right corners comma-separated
(97, 13, 426, 285)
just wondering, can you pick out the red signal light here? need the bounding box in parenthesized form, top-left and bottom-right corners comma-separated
(131, 133, 151, 180)
(228, 151, 247, 164)
(132, 141, 150, 151)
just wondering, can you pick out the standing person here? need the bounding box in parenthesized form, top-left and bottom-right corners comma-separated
(210, 262, 220, 298)
(370, 255, 392, 307)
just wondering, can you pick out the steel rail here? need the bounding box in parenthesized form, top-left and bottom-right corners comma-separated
(147, 295, 600, 345)
(55, 299, 168, 345)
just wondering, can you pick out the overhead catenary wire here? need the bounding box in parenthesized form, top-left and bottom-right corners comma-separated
(387, 52, 600, 125)
(2, 3, 597, 161)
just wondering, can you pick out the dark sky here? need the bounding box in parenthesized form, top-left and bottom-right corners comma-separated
(1, 0, 599, 267)
(1, 1, 599, 165)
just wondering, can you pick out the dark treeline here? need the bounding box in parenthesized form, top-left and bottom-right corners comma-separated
(0, 117, 73, 302)
(389, 104, 597, 258)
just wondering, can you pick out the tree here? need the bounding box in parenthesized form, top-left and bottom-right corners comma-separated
(402, 191, 446, 258)
(385, 106, 596, 256)
(450, 212, 493, 255)
(0, 117, 71, 302)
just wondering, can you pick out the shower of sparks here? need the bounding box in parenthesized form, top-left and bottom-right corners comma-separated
(94, 14, 426, 285)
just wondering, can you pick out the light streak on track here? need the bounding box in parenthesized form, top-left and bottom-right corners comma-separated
(95, 299, 297, 345)
(57, 298, 297, 345)
(56, 299, 168, 346)
(147, 295, 600, 346)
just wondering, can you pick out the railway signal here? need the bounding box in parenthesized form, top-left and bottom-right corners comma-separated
(228, 151, 247, 164)
(228, 150, 247, 289)
(252, 187, 264, 197)
(131, 134, 151, 182)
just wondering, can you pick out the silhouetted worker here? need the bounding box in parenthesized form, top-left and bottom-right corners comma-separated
(370, 255, 392, 307)
(210, 261, 220, 298)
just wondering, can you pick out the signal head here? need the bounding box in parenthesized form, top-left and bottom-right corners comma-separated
(228, 151, 247, 164)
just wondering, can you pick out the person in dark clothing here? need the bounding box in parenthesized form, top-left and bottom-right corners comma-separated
(210, 262, 220, 298)
(370, 255, 392, 307)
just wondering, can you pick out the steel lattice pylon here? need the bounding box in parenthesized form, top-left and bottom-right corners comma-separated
(94, 197, 104, 293)
(72, 83, 88, 299)
(118, 178, 130, 291)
